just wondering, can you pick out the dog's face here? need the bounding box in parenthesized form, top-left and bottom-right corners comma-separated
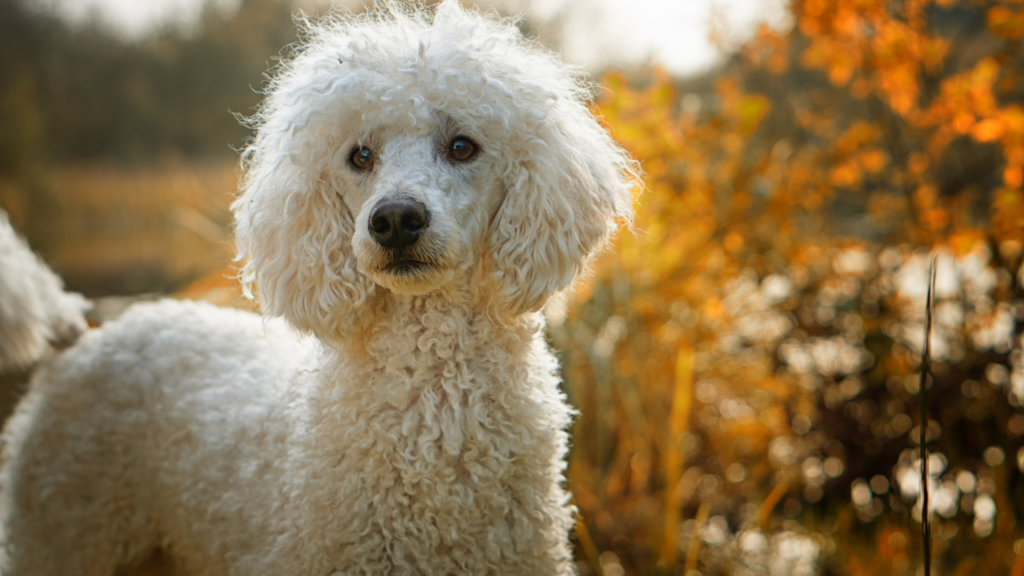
(233, 2, 635, 340)
(340, 119, 504, 296)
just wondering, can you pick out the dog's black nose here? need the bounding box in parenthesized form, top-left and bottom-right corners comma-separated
(368, 196, 429, 251)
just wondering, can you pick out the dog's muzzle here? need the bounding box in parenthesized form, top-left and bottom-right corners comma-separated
(368, 196, 430, 252)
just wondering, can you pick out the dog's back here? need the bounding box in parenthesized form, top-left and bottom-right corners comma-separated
(0, 299, 317, 575)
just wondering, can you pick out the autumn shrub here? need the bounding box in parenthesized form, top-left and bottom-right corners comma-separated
(560, 1, 1024, 574)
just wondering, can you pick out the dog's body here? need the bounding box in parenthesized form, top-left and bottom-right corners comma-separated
(0, 3, 634, 574)
(3, 298, 572, 574)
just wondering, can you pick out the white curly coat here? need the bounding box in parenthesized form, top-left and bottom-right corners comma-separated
(0, 3, 635, 574)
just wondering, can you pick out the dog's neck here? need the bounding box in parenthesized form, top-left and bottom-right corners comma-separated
(295, 281, 573, 541)
(318, 280, 550, 412)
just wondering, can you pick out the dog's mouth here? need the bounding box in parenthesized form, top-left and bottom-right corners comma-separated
(383, 258, 432, 274)
(363, 245, 458, 295)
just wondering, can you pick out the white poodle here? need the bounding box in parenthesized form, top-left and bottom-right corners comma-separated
(0, 211, 88, 374)
(0, 2, 635, 574)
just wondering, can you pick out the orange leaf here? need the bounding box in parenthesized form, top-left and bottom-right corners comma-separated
(972, 118, 1006, 142)
(734, 95, 771, 135)
(989, 6, 1024, 39)
(861, 149, 888, 173)
(831, 162, 863, 188)
(1005, 165, 1024, 188)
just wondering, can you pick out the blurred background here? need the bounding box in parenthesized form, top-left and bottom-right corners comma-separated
(2, 0, 1024, 573)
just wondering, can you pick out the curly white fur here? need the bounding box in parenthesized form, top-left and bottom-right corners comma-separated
(0, 211, 88, 373)
(0, 3, 635, 575)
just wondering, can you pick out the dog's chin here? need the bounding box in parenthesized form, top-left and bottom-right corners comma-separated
(366, 261, 456, 295)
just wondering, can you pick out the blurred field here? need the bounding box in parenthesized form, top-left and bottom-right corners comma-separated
(0, 163, 237, 297)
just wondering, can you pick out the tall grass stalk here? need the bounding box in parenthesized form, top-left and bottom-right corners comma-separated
(920, 255, 937, 575)
(660, 347, 693, 570)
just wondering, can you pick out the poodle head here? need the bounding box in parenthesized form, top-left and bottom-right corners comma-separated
(234, 1, 636, 339)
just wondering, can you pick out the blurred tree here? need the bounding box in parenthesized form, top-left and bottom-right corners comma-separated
(0, 0, 56, 174)
(0, 0, 298, 170)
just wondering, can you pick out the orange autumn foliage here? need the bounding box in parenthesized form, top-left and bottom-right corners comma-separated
(560, 1, 1024, 574)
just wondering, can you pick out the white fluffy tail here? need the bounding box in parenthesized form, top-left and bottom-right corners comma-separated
(0, 211, 90, 372)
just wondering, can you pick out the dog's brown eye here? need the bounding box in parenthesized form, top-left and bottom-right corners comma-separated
(350, 146, 374, 171)
(448, 137, 477, 162)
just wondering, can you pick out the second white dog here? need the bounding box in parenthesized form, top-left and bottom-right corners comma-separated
(0, 3, 635, 574)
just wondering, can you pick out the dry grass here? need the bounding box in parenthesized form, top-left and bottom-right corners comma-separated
(0, 163, 237, 296)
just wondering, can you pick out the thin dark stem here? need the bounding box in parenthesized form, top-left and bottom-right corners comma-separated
(920, 255, 936, 576)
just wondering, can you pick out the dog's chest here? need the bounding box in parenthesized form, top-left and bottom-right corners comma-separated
(288, 355, 573, 573)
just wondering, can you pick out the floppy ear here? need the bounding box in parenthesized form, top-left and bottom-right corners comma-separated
(232, 14, 392, 342)
(489, 100, 636, 315)
(233, 145, 377, 341)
